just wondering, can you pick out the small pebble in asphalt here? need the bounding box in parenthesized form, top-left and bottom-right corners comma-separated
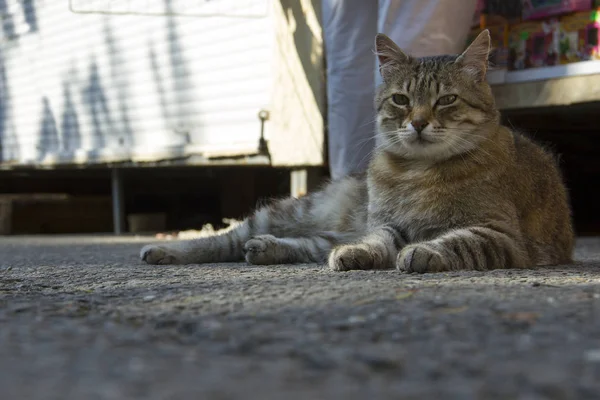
(584, 349, 600, 363)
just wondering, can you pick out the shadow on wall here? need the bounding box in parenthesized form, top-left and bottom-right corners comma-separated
(36, 0, 193, 162)
(35, 15, 136, 162)
(103, 20, 134, 149)
(0, 0, 80, 164)
(35, 76, 82, 162)
(38, 97, 59, 160)
(278, 0, 324, 114)
(166, 0, 194, 135)
(147, 0, 197, 149)
(0, 49, 18, 163)
(21, 0, 38, 33)
(0, 0, 39, 162)
(61, 79, 81, 152)
(82, 60, 112, 150)
(0, 0, 14, 39)
(36, 17, 137, 162)
(15, 0, 199, 164)
(0, 0, 38, 39)
(0, 0, 75, 163)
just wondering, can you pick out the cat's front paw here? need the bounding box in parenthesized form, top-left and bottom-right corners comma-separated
(329, 244, 377, 271)
(244, 235, 280, 265)
(140, 245, 182, 265)
(397, 244, 446, 273)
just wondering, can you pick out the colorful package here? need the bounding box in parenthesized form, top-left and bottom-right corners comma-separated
(508, 21, 558, 70)
(558, 9, 600, 62)
(472, 0, 485, 27)
(474, 0, 524, 28)
(485, 0, 524, 19)
(522, 0, 591, 21)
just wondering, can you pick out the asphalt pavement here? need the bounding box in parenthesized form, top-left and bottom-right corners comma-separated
(1, 235, 600, 399)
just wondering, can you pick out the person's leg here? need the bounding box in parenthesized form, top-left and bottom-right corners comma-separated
(376, 0, 478, 85)
(322, 0, 377, 180)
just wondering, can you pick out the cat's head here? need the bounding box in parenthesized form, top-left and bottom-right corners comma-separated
(374, 30, 500, 161)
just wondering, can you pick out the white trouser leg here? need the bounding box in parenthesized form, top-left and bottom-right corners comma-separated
(376, 0, 478, 85)
(323, 0, 478, 179)
(322, 0, 377, 180)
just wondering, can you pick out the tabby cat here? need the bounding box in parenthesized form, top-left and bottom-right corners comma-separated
(140, 30, 574, 273)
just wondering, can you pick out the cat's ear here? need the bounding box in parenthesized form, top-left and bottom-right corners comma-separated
(375, 33, 409, 82)
(456, 29, 490, 82)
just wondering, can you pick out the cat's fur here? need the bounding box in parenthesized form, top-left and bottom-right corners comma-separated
(140, 30, 574, 272)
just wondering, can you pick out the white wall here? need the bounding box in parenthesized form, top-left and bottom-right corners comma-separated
(0, 0, 272, 166)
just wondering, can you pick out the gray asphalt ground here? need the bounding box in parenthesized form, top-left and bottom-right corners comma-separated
(1, 235, 600, 399)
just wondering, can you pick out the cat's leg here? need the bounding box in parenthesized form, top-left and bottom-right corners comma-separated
(328, 224, 409, 271)
(140, 192, 311, 265)
(397, 224, 528, 273)
(140, 194, 358, 265)
(140, 175, 367, 265)
(244, 232, 348, 265)
(140, 219, 254, 265)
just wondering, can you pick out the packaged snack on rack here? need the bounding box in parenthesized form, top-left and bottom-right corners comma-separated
(558, 9, 600, 62)
(485, 0, 523, 20)
(508, 20, 559, 70)
(476, 0, 523, 28)
(522, 0, 591, 21)
(472, 0, 486, 27)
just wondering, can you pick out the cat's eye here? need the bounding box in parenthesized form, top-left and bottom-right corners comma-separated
(392, 94, 410, 106)
(437, 95, 457, 106)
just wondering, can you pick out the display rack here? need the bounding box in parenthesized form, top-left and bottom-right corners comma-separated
(489, 61, 600, 110)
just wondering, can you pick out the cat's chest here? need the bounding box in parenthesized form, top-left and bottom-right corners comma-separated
(371, 182, 455, 217)
(368, 175, 467, 237)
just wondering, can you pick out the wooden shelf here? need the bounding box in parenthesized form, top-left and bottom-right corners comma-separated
(489, 61, 600, 110)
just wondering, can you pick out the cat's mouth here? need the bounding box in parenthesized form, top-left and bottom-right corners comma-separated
(409, 134, 438, 145)
(401, 127, 441, 146)
(417, 136, 435, 144)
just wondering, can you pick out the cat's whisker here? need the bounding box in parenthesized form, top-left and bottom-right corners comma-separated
(353, 137, 402, 169)
(358, 115, 379, 128)
(351, 133, 379, 161)
(443, 134, 497, 161)
(355, 135, 377, 146)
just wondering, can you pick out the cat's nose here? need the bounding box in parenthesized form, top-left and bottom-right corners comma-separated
(411, 119, 429, 134)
